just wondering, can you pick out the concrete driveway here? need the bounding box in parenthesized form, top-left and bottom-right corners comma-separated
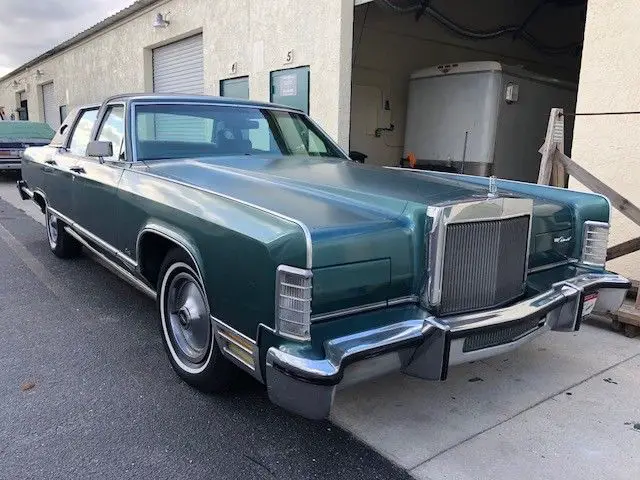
(1, 173, 639, 479)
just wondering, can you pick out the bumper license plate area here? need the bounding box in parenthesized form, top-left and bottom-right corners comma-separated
(582, 292, 598, 317)
(462, 316, 545, 353)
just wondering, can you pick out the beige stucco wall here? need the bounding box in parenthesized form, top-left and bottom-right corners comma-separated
(570, 0, 640, 280)
(0, 0, 353, 147)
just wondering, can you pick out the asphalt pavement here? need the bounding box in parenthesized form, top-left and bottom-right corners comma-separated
(3, 172, 640, 480)
(0, 177, 411, 480)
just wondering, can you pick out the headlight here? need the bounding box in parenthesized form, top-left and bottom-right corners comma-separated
(581, 221, 609, 267)
(275, 265, 312, 341)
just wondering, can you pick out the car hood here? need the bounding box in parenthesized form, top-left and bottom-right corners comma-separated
(147, 156, 492, 222)
(145, 156, 575, 268)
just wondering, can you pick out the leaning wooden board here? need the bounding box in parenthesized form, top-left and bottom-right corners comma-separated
(612, 299, 640, 338)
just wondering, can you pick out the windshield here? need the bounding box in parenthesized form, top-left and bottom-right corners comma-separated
(134, 103, 346, 161)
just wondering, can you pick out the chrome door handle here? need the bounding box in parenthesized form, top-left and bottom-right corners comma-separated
(45, 159, 57, 165)
(69, 166, 85, 174)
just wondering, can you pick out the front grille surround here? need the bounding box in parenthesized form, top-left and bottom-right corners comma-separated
(424, 197, 534, 316)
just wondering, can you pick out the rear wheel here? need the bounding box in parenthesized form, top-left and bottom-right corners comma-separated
(157, 248, 235, 392)
(46, 208, 81, 258)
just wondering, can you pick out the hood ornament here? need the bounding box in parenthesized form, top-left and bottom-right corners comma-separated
(488, 175, 498, 198)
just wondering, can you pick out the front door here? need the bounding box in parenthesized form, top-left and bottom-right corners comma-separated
(71, 104, 126, 251)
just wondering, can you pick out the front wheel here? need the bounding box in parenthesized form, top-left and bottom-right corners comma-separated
(46, 208, 81, 258)
(157, 248, 235, 391)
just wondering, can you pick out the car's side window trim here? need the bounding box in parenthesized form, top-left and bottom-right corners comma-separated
(64, 107, 100, 152)
(94, 102, 127, 163)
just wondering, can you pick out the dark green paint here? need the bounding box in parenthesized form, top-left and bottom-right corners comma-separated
(21, 97, 611, 348)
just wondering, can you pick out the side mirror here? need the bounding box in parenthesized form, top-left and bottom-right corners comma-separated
(349, 150, 367, 163)
(86, 140, 113, 159)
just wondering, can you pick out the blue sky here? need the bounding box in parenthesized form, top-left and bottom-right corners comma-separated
(0, 0, 133, 76)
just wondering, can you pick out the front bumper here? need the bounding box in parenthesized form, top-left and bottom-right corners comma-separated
(266, 272, 629, 419)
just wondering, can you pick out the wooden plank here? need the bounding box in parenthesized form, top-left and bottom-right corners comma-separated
(616, 303, 640, 326)
(550, 111, 566, 187)
(537, 108, 564, 185)
(607, 237, 640, 261)
(554, 149, 640, 228)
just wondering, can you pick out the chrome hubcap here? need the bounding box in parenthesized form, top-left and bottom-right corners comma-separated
(166, 272, 210, 364)
(47, 212, 58, 246)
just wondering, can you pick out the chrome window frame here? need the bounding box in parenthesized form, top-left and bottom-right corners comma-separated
(94, 102, 127, 162)
(423, 196, 534, 313)
(128, 100, 350, 164)
(64, 106, 101, 154)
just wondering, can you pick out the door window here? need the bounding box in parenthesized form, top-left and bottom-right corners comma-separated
(68, 109, 99, 156)
(97, 106, 125, 161)
(273, 113, 330, 156)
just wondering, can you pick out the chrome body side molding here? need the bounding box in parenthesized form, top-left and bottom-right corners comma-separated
(527, 259, 577, 274)
(49, 206, 137, 268)
(311, 296, 419, 322)
(63, 226, 156, 299)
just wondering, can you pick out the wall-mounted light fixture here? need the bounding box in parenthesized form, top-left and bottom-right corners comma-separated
(12, 80, 19, 88)
(35, 69, 43, 77)
(153, 12, 170, 28)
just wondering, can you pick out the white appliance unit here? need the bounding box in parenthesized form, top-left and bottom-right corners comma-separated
(403, 61, 577, 183)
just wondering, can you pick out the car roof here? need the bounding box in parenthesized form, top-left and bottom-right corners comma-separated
(101, 93, 303, 112)
(0, 121, 55, 141)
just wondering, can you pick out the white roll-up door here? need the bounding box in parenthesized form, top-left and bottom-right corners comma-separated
(153, 35, 204, 94)
(42, 82, 59, 129)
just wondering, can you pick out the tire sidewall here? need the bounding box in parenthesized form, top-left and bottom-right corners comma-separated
(46, 208, 59, 252)
(158, 254, 215, 377)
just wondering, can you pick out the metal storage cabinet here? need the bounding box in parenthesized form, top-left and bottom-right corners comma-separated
(403, 61, 576, 183)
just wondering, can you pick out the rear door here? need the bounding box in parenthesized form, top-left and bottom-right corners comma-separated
(71, 103, 127, 250)
(45, 107, 99, 218)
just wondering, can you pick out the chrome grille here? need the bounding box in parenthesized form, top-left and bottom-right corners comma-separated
(439, 215, 530, 315)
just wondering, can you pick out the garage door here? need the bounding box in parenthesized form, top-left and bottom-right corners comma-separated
(42, 82, 59, 129)
(153, 35, 204, 94)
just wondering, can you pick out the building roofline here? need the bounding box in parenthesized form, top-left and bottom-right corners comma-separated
(0, 0, 159, 83)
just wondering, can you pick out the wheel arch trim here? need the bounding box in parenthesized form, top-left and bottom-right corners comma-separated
(136, 222, 205, 284)
(32, 188, 47, 213)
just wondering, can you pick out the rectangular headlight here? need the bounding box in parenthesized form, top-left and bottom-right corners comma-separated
(581, 221, 609, 267)
(275, 265, 312, 341)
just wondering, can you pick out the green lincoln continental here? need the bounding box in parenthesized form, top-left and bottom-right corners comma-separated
(18, 94, 629, 419)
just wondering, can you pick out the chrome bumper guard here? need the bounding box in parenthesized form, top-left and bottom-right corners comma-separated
(266, 272, 629, 419)
(17, 180, 33, 201)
